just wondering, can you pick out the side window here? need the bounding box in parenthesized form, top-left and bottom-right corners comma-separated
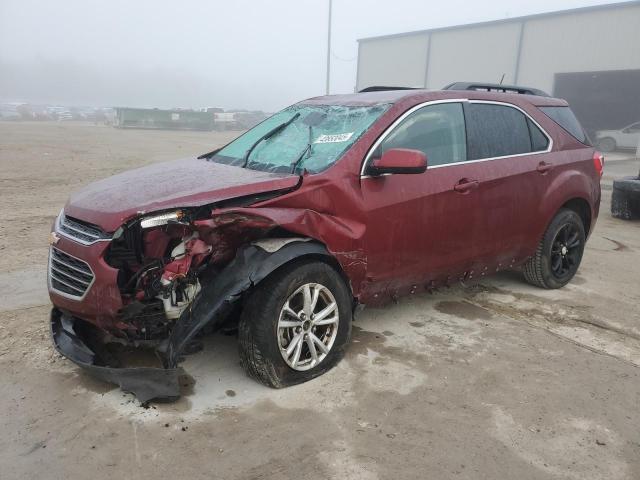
(378, 103, 467, 167)
(527, 118, 550, 152)
(539, 106, 589, 144)
(465, 103, 532, 160)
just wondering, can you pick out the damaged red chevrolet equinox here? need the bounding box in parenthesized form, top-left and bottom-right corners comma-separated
(49, 83, 602, 401)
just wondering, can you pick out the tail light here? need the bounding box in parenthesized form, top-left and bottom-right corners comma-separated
(593, 151, 604, 178)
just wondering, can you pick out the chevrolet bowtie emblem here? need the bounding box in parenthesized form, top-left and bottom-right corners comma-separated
(49, 232, 60, 245)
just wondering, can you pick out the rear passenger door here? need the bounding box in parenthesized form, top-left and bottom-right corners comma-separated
(461, 101, 552, 271)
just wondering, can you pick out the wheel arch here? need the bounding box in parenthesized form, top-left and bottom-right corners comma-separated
(250, 237, 354, 301)
(540, 167, 598, 243)
(560, 197, 592, 237)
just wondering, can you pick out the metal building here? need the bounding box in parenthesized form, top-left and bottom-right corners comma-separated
(356, 1, 640, 136)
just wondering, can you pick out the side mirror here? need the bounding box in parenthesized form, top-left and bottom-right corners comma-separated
(368, 148, 427, 175)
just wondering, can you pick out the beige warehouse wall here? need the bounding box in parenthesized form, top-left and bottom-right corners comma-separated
(356, 33, 429, 91)
(425, 22, 521, 89)
(517, 4, 640, 93)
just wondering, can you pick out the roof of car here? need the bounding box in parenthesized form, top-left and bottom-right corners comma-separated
(302, 88, 567, 108)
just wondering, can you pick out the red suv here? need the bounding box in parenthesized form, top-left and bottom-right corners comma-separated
(49, 83, 602, 401)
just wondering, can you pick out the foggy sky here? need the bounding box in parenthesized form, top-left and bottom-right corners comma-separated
(0, 0, 620, 111)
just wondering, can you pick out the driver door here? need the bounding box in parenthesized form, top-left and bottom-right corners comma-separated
(360, 101, 480, 297)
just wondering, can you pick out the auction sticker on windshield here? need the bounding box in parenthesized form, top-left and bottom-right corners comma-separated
(314, 132, 354, 144)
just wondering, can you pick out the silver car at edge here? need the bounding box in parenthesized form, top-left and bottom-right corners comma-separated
(595, 121, 640, 152)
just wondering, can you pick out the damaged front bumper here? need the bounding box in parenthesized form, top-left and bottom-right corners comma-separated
(50, 308, 183, 403)
(50, 241, 333, 403)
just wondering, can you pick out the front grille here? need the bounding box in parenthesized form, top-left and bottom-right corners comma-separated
(105, 242, 140, 269)
(58, 214, 109, 245)
(49, 247, 95, 299)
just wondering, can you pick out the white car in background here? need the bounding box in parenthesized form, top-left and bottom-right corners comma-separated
(595, 122, 640, 152)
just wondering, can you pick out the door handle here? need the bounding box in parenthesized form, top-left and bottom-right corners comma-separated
(536, 161, 554, 174)
(453, 179, 479, 193)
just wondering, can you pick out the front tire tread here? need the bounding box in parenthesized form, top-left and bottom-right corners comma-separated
(238, 260, 351, 388)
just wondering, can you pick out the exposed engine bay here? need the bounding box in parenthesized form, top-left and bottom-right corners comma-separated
(105, 207, 277, 343)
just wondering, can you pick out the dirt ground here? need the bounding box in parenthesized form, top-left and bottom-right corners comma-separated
(1, 121, 639, 480)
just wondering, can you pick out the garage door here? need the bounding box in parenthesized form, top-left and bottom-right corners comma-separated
(553, 69, 640, 138)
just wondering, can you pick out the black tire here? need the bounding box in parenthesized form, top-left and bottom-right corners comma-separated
(611, 176, 640, 220)
(523, 209, 586, 289)
(598, 137, 616, 152)
(238, 260, 352, 388)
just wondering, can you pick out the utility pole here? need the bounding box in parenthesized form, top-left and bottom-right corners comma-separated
(325, 0, 332, 95)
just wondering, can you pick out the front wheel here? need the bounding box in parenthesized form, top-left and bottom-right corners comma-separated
(523, 209, 586, 289)
(238, 260, 352, 388)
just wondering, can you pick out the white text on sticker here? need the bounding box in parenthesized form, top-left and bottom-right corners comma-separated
(314, 132, 354, 144)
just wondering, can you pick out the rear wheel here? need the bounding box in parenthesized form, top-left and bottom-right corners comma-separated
(598, 137, 616, 152)
(523, 209, 586, 289)
(238, 261, 352, 388)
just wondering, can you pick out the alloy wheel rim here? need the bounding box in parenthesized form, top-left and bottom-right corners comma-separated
(550, 223, 582, 279)
(277, 283, 339, 371)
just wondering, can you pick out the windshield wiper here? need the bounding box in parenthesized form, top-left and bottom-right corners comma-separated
(241, 112, 300, 168)
(290, 125, 314, 174)
(197, 147, 221, 160)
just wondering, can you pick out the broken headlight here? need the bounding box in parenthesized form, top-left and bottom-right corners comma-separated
(139, 210, 186, 229)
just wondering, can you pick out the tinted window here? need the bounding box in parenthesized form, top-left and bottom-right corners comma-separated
(528, 118, 549, 152)
(379, 103, 466, 167)
(465, 103, 532, 160)
(539, 106, 588, 144)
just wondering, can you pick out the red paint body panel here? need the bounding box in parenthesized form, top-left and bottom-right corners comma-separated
(49, 88, 601, 329)
(48, 236, 124, 328)
(64, 158, 299, 232)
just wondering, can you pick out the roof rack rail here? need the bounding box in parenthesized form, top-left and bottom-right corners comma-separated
(359, 86, 421, 93)
(443, 82, 550, 97)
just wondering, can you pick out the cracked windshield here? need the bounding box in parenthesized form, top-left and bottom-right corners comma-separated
(210, 104, 389, 173)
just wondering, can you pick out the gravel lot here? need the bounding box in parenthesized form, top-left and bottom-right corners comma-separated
(1, 121, 639, 480)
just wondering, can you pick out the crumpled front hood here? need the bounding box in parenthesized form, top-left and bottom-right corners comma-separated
(64, 157, 299, 232)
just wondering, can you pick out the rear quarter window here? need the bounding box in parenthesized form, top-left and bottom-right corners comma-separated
(539, 106, 590, 145)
